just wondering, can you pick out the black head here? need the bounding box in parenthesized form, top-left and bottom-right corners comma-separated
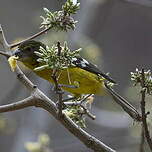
(12, 40, 46, 68)
(13, 40, 46, 61)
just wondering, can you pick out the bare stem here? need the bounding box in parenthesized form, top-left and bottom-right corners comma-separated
(15, 66, 37, 92)
(0, 50, 10, 57)
(140, 68, 152, 151)
(51, 71, 63, 119)
(80, 104, 96, 120)
(51, 42, 64, 118)
(64, 94, 96, 120)
(0, 96, 35, 113)
(139, 126, 145, 152)
(104, 83, 142, 122)
(51, 70, 63, 118)
(0, 25, 10, 50)
(10, 27, 51, 49)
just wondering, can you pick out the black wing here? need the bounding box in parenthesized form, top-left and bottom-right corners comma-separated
(72, 56, 116, 84)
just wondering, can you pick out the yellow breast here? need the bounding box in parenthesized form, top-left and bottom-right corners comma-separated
(34, 67, 107, 96)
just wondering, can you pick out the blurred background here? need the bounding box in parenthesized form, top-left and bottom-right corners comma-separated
(0, 0, 152, 151)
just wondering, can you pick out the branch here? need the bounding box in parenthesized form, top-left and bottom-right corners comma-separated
(104, 83, 142, 122)
(9, 27, 51, 49)
(0, 96, 35, 113)
(139, 126, 145, 152)
(51, 69, 63, 118)
(80, 104, 96, 120)
(64, 101, 96, 120)
(35, 90, 115, 152)
(140, 68, 152, 151)
(0, 75, 115, 152)
(0, 25, 116, 152)
(64, 94, 96, 120)
(0, 25, 10, 50)
(15, 66, 37, 92)
(0, 50, 10, 58)
(51, 42, 64, 118)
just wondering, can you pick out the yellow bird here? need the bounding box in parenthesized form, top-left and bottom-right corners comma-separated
(12, 40, 115, 97)
(9, 40, 141, 121)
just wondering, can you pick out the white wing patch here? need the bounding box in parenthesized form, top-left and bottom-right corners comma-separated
(82, 58, 89, 64)
(72, 57, 89, 68)
(80, 62, 87, 67)
(80, 59, 89, 67)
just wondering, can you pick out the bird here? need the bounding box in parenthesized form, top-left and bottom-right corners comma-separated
(12, 40, 116, 97)
(10, 40, 141, 121)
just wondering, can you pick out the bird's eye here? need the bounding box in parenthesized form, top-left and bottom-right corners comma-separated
(13, 49, 22, 58)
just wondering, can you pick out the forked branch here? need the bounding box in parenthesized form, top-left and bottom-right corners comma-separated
(0, 25, 116, 152)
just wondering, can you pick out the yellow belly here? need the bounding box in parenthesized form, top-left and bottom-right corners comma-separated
(34, 67, 107, 96)
(22, 61, 106, 96)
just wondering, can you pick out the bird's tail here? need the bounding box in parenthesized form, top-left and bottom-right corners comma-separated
(104, 83, 141, 122)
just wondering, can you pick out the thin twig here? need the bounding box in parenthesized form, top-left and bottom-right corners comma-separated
(62, 96, 76, 102)
(80, 94, 92, 104)
(140, 68, 152, 151)
(0, 96, 35, 112)
(51, 69, 64, 118)
(15, 66, 37, 92)
(0, 25, 10, 50)
(51, 64, 63, 118)
(0, 50, 10, 57)
(80, 104, 96, 120)
(10, 27, 51, 49)
(139, 126, 145, 152)
(64, 95, 96, 120)
(64, 101, 81, 106)
(51, 42, 64, 118)
(104, 83, 142, 122)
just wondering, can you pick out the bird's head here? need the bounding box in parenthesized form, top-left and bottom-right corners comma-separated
(13, 40, 46, 68)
